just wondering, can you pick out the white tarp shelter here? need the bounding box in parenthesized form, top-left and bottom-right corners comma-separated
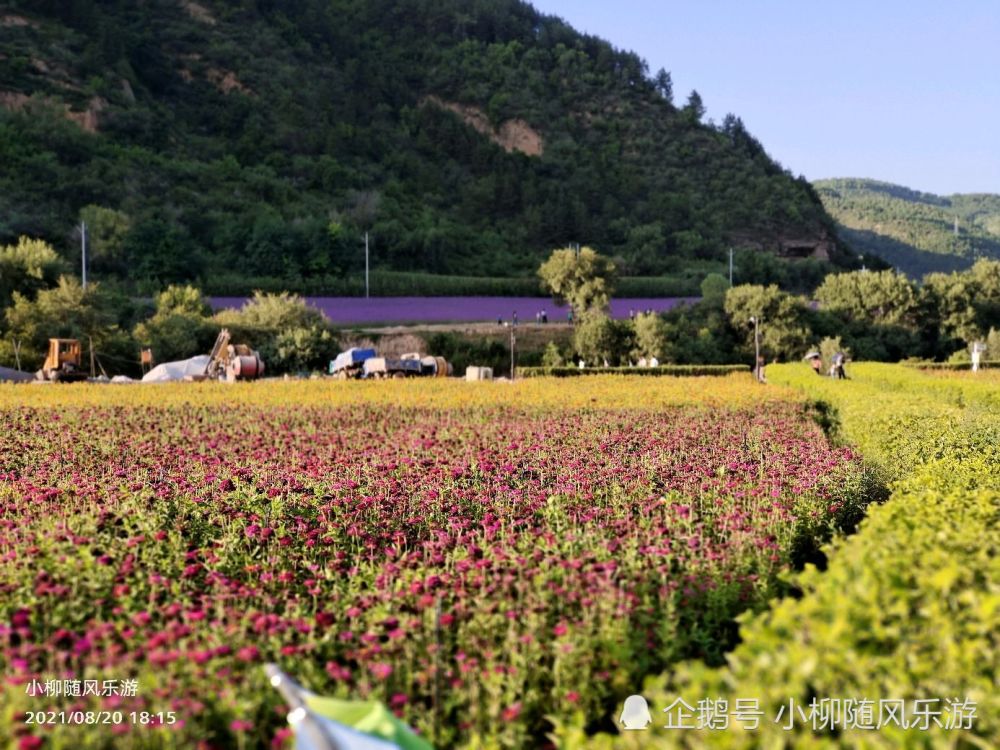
(141, 355, 211, 383)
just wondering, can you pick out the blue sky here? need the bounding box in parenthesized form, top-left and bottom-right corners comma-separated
(528, 0, 999, 195)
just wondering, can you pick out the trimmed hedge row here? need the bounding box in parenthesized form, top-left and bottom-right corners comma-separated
(903, 359, 1000, 370)
(204, 272, 701, 298)
(518, 364, 750, 378)
(563, 363, 1000, 749)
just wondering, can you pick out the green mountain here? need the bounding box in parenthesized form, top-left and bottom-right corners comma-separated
(0, 0, 854, 294)
(814, 178, 1000, 278)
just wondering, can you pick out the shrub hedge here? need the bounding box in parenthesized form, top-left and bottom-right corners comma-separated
(563, 363, 1000, 749)
(518, 365, 750, 378)
(903, 359, 1000, 371)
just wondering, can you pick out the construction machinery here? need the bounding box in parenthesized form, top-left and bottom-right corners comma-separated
(329, 347, 377, 379)
(200, 329, 265, 382)
(37, 339, 89, 383)
(329, 349, 452, 379)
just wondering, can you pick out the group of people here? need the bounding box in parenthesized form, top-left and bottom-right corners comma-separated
(498, 309, 571, 326)
(807, 351, 848, 379)
(627, 308, 655, 319)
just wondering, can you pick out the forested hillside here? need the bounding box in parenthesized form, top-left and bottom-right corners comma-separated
(815, 178, 1000, 278)
(0, 0, 854, 294)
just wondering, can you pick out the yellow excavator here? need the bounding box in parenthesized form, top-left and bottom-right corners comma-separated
(37, 339, 89, 383)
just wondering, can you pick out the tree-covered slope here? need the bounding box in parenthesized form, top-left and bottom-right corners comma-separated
(815, 178, 1000, 278)
(0, 0, 852, 293)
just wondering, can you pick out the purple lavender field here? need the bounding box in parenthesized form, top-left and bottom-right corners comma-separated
(210, 296, 700, 324)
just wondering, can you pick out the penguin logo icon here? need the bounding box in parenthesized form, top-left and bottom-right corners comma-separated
(619, 694, 652, 730)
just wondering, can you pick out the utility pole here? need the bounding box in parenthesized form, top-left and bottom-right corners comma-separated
(80, 221, 88, 290)
(728, 247, 734, 286)
(750, 316, 761, 382)
(364, 231, 370, 299)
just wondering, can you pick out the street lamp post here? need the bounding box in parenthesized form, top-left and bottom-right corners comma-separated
(510, 325, 516, 382)
(80, 221, 88, 290)
(749, 316, 761, 382)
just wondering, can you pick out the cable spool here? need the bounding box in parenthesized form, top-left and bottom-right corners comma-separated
(229, 353, 264, 380)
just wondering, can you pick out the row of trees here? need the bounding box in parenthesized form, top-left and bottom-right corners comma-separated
(0, 238, 337, 376)
(4, 238, 998, 376)
(538, 246, 1000, 366)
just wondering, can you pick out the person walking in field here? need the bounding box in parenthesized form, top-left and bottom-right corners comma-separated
(804, 351, 822, 374)
(832, 351, 848, 379)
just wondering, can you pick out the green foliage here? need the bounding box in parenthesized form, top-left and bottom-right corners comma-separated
(201, 271, 703, 297)
(541, 340, 565, 367)
(133, 312, 216, 366)
(631, 312, 667, 361)
(723, 284, 811, 360)
(699, 272, 729, 302)
(922, 259, 1000, 344)
(904, 358, 1000, 371)
(153, 284, 212, 317)
(132, 285, 216, 364)
(572, 311, 623, 365)
(538, 247, 617, 315)
(815, 178, 1000, 277)
(215, 291, 327, 332)
(988, 326, 1000, 357)
(815, 269, 919, 326)
(3, 275, 137, 371)
(0, 236, 65, 309)
(518, 364, 750, 377)
(214, 292, 336, 374)
(79, 205, 131, 275)
(0, 1, 846, 291)
(424, 331, 511, 376)
(273, 325, 336, 374)
(571, 363, 1000, 749)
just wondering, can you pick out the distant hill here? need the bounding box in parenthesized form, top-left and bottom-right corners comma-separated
(814, 178, 1000, 277)
(0, 0, 855, 294)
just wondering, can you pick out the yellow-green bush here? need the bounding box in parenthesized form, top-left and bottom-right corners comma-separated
(566, 363, 999, 749)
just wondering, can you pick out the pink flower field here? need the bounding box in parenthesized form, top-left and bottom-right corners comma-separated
(0, 383, 877, 748)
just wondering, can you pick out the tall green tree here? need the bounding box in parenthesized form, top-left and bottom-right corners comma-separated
(922, 259, 1000, 344)
(133, 285, 216, 364)
(214, 292, 336, 373)
(538, 246, 617, 315)
(815, 269, 919, 327)
(700, 273, 730, 303)
(631, 312, 668, 361)
(79, 205, 131, 275)
(724, 284, 811, 361)
(4, 276, 136, 371)
(0, 237, 65, 309)
(573, 311, 621, 366)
